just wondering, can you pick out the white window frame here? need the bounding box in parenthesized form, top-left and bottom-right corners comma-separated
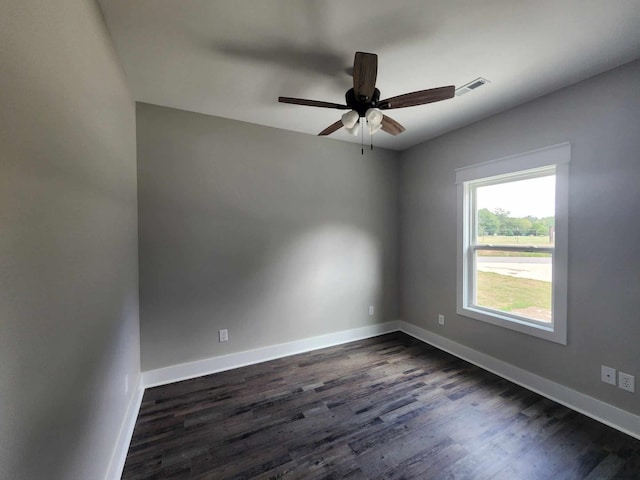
(456, 143, 570, 344)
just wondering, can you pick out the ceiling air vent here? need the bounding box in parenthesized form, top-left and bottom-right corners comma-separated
(455, 77, 490, 97)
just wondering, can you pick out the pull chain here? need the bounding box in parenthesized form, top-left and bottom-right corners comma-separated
(361, 119, 364, 155)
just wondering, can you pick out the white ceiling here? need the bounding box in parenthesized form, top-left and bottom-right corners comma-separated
(97, 0, 640, 151)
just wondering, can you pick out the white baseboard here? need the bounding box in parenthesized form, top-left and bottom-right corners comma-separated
(397, 320, 640, 440)
(105, 375, 145, 480)
(143, 321, 401, 388)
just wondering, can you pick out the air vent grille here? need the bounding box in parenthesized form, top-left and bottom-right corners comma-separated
(455, 77, 490, 96)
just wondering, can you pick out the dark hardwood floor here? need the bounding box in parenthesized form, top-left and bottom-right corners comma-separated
(122, 333, 640, 479)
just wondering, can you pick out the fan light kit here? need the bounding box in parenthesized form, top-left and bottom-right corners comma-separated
(341, 108, 383, 137)
(279, 52, 456, 153)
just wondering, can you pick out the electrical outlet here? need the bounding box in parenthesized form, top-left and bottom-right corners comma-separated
(438, 314, 445, 325)
(125, 374, 129, 394)
(601, 365, 616, 385)
(369, 305, 375, 316)
(619, 372, 635, 393)
(219, 329, 228, 342)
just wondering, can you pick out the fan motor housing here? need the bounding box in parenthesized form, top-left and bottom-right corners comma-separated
(346, 88, 381, 116)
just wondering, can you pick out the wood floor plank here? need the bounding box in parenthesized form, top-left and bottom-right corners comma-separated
(121, 333, 640, 479)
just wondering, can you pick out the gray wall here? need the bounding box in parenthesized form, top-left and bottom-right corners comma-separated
(137, 103, 399, 371)
(400, 59, 640, 415)
(0, 1, 140, 479)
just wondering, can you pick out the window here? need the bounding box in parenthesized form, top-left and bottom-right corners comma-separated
(456, 143, 570, 344)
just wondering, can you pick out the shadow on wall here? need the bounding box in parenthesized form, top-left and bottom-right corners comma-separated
(142, 221, 385, 368)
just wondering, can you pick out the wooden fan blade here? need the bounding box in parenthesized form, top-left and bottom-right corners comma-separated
(380, 85, 455, 109)
(318, 120, 343, 136)
(353, 52, 378, 101)
(279, 97, 349, 109)
(381, 115, 406, 136)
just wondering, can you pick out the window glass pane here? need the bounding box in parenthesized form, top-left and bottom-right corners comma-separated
(475, 249, 552, 323)
(475, 175, 555, 246)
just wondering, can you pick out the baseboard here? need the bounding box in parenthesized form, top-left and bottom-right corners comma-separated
(143, 321, 401, 388)
(397, 320, 640, 440)
(105, 375, 145, 480)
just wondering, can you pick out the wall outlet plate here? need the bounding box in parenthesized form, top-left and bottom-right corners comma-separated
(438, 314, 445, 325)
(601, 365, 616, 385)
(369, 306, 375, 316)
(219, 329, 228, 342)
(619, 372, 635, 392)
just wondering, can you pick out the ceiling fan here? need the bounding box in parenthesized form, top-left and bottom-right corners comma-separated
(279, 52, 455, 138)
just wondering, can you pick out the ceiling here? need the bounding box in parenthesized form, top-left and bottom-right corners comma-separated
(97, 0, 640, 151)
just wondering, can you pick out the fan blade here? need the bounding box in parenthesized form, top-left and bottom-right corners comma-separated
(353, 52, 378, 101)
(381, 115, 406, 136)
(380, 85, 455, 109)
(318, 120, 343, 136)
(279, 97, 349, 109)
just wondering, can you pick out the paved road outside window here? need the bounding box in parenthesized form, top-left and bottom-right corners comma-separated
(477, 256, 551, 282)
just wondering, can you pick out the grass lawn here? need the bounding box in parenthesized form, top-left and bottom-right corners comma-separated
(477, 271, 551, 321)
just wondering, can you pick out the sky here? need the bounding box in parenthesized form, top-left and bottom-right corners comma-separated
(477, 175, 555, 218)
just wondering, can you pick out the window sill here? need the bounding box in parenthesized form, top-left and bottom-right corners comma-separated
(457, 304, 567, 345)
